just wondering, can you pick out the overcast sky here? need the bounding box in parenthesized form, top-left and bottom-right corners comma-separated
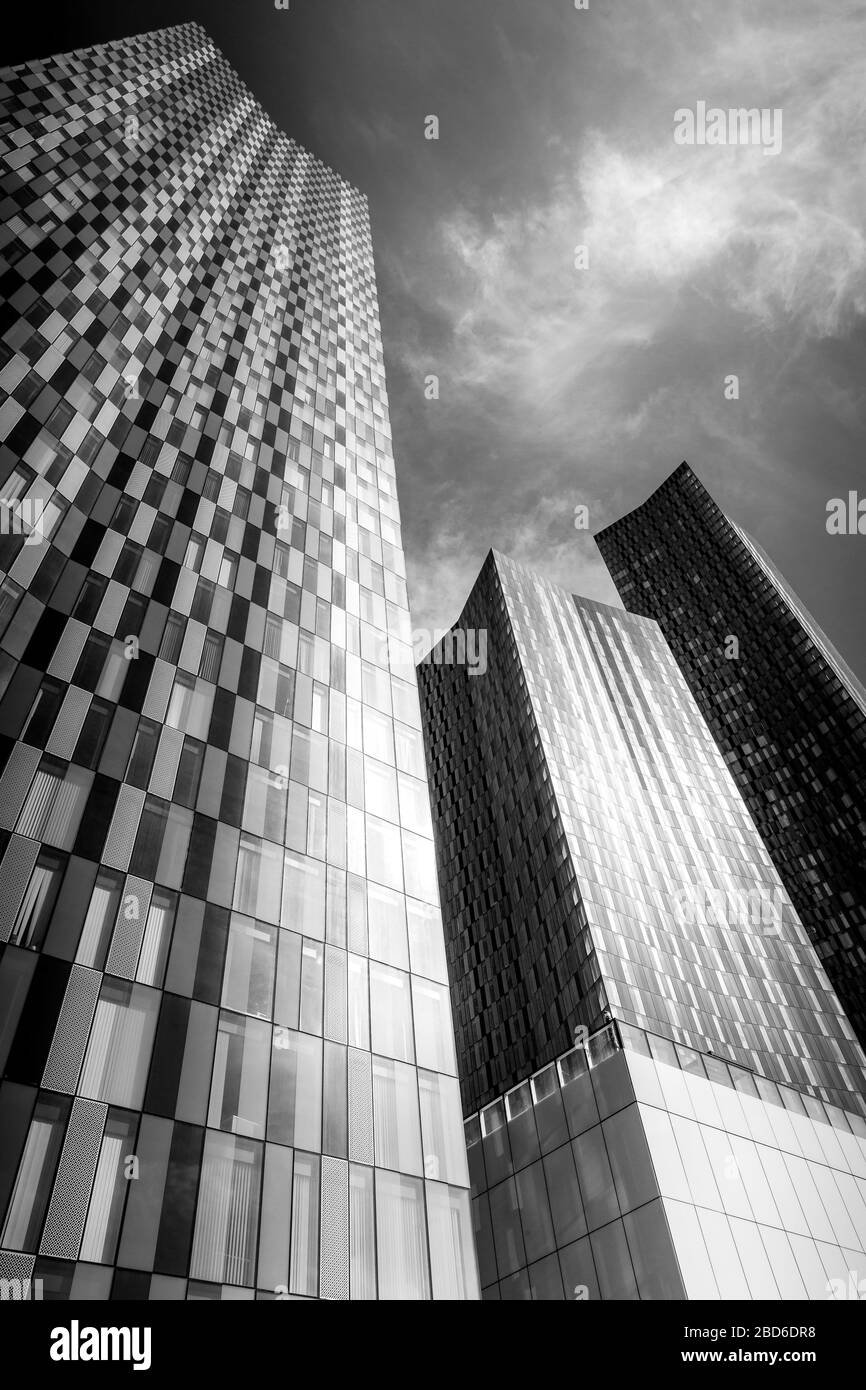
(9, 0, 866, 674)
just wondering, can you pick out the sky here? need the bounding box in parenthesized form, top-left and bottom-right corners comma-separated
(7, 0, 866, 675)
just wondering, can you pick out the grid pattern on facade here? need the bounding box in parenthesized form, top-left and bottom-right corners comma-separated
(596, 461, 866, 1052)
(419, 550, 866, 1117)
(468, 1026, 866, 1301)
(0, 22, 477, 1301)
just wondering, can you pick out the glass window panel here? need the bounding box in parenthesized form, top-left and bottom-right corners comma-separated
(590, 1218, 639, 1300)
(299, 940, 324, 1035)
(1, 1094, 70, 1251)
(10, 849, 65, 950)
(369, 962, 413, 1063)
(289, 1151, 320, 1297)
(257, 1143, 293, 1292)
(349, 1163, 376, 1300)
(558, 1234, 601, 1302)
(190, 1131, 262, 1287)
(411, 976, 456, 1074)
(542, 1144, 586, 1247)
(365, 814, 403, 892)
(514, 1160, 556, 1265)
(488, 1176, 525, 1278)
(207, 1011, 270, 1139)
(426, 1181, 479, 1301)
(406, 898, 448, 983)
(282, 851, 325, 940)
(375, 1170, 430, 1300)
(222, 914, 276, 1019)
(572, 1125, 620, 1231)
(268, 1029, 322, 1150)
(622, 1199, 685, 1300)
(367, 882, 408, 969)
(400, 829, 437, 904)
(418, 1070, 469, 1186)
(80, 979, 160, 1109)
(274, 931, 302, 1029)
(372, 1056, 422, 1175)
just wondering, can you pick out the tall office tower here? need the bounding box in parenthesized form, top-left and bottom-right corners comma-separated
(419, 551, 866, 1299)
(596, 462, 866, 1054)
(0, 23, 477, 1301)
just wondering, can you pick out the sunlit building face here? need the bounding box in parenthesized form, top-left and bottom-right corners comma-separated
(418, 549, 866, 1299)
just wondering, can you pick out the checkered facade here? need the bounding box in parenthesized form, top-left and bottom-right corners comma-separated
(0, 22, 477, 1300)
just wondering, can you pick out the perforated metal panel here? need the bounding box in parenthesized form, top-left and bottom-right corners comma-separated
(0, 744, 41, 831)
(45, 686, 91, 759)
(41, 964, 101, 1094)
(141, 658, 175, 721)
(348, 1048, 374, 1164)
(101, 785, 147, 871)
(0, 1250, 36, 1295)
(105, 875, 153, 979)
(46, 618, 90, 681)
(319, 1156, 349, 1301)
(40, 1097, 107, 1260)
(0, 835, 41, 943)
(324, 945, 347, 1043)
(94, 579, 130, 635)
(148, 726, 185, 800)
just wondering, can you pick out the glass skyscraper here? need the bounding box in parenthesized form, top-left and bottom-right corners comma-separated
(418, 550, 866, 1299)
(596, 462, 866, 1055)
(0, 22, 477, 1301)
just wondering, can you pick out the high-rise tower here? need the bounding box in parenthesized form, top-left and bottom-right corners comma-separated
(596, 462, 866, 1053)
(0, 23, 477, 1301)
(418, 551, 866, 1299)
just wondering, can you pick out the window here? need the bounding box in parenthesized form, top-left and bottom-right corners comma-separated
(1, 1095, 70, 1252)
(370, 963, 414, 1063)
(16, 758, 90, 850)
(73, 697, 113, 769)
(10, 849, 66, 950)
(165, 673, 214, 740)
(282, 851, 326, 939)
(375, 1170, 430, 1300)
(79, 1109, 139, 1264)
(199, 630, 223, 683)
(207, 1011, 270, 1138)
(159, 613, 186, 664)
(190, 1132, 262, 1287)
(126, 718, 160, 788)
(222, 914, 276, 1019)
(372, 1056, 422, 1176)
(79, 979, 160, 1109)
(76, 869, 123, 969)
(136, 889, 177, 988)
(22, 678, 64, 745)
(268, 1028, 322, 1150)
(412, 978, 456, 1074)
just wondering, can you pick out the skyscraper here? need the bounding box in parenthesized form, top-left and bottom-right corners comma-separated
(596, 462, 866, 1054)
(0, 22, 477, 1301)
(418, 550, 866, 1299)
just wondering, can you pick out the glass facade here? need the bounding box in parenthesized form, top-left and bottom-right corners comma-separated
(468, 1023, 866, 1300)
(0, 22, 477, 1300)
(596, 461, 866, 1052)
(418, 550, 866, 1118)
